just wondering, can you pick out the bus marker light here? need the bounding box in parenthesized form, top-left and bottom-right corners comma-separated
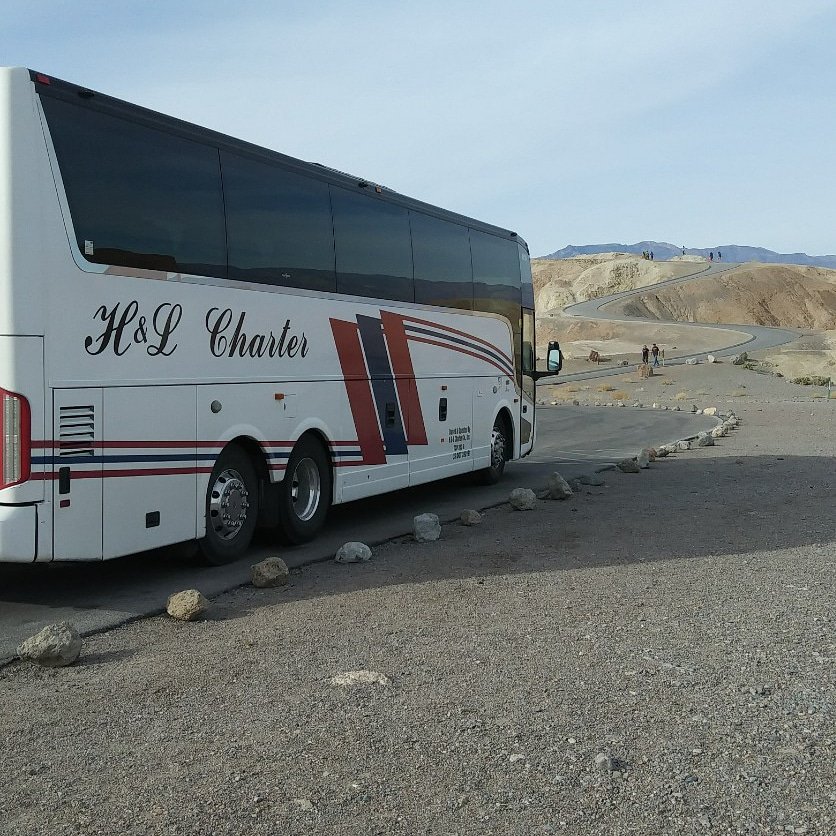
(60, 500, 71, 509)
(36, 74, 51, 85)
(274, 393, 285, 401)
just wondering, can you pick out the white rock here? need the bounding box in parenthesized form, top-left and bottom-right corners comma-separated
(330, 670, 391, 687)
(509, 487, 537, 510)
(732, 352, 748, 365)
(702, 406, 718, 416)
(697, 434, 715, 447)
(545, 472, 574, 500)
(652, 403, 659, 409)
(707, 354, 716, 363)
(636, 449, 651, 469)
(685, 358, 698, 365)
(413, 513, 441, 542)
(17, 621, 82, 667)
(251, 556, 290, 586)
(460, 509, 483, 526)
(166, 589, 209, 621)
(335, 542, 373, 563)
(711, 425, 727, 439)
(676, 440, 692, 451)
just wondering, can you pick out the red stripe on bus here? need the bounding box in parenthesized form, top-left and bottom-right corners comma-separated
(399, 313, 514, 363)
(330, 318, 387, 466)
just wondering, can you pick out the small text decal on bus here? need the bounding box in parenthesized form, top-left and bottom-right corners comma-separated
(85, 301, 182, 357)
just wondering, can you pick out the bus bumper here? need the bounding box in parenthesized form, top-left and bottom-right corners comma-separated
(0, 503, 37, 562)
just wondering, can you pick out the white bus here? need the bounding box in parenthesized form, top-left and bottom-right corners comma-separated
(0, 68, 560, 565)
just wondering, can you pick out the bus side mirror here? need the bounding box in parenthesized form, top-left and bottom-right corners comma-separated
(546, 341, 562, 373)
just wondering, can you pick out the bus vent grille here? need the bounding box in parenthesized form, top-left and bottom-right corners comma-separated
(58, 405, 95, 457)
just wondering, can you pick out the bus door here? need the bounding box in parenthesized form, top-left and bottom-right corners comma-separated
(520, 308, 536, 456)
(52, 388, 103, 560)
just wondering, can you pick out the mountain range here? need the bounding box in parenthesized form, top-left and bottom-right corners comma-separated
(543, 241, 836, 269)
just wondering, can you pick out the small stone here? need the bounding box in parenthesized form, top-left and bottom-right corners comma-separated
(460, 509, 483, 526)
(509, 487, 537, 510)
(335, 542, 373, 563)
(711, 425, 727, 439)
(707, 354, 716, 363)
(696, 434, 714, 447)
(595, 752, 615, 773)
(690, 404, 698, 413)
(652, 402, 660, 409)
(330, 670, 391, 687)
(166, 589, 209, 621)
(572, 399, 580, 406)
(292, 798, 315, 811)
(616, 458, 640, 473)
(509, 754, 526, 763)
(545, 472, 574, 500)
(413, 513, 441, 542)
(732, 352, 748, 365)
(17, 622, 82, 667)
(686, 357, 698, 365)
(676, 440, 691, 451)
(251, 556, 290, 586)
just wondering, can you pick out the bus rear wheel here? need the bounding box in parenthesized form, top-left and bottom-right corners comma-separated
(276, 435, 332, 545)
(476, 417, 508, 485)
(198, 444, 260, 565)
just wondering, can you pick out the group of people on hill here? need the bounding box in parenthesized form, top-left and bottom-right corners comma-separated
(641, 250, 654, 260)
(709, 251, 721, 262)
(641, 343, 663, 367)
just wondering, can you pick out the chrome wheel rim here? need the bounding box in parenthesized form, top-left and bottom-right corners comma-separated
(209, 468, 250, 540)
(291, 457, 321, 522)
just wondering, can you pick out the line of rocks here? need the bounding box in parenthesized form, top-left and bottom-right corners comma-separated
(16, 410, 740, 667)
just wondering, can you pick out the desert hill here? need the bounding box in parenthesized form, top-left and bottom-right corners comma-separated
(532, 254, 836, 379)
(546, 241, 836, 269)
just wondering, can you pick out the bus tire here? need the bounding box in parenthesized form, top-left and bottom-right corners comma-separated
(476, 416, 508, 485)
(198, 444, 260, 565)
(276, 434, 332, 545)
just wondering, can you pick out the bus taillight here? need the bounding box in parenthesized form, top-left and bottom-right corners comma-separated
(0, 388, 31, 489)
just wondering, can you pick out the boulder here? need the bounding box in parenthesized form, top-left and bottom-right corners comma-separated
(676, 440, 692, 451)
(413, 513, 441, 542)
(17, 622, 82, 667)
(460, 509, 483, 526)
(702, 406, 718, 416)
(711, 425, 727, 439)
(251, 556, 290, 586)
(166, 589, 209, 621)
(685, 358, 698, 365)
(732, 352, 748, 365)
(707, 354, 716, 363)
(509, 487, 537, 510)
(335, 542, 373, 563)
(636, 449, 651, 469)
(616, 458, 640, 473)
(696, 434, 715, 447)
(545, 472, 574, 500)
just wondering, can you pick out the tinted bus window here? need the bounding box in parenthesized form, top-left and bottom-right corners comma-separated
(222, 153, 336, 292)
(331, 187, 414, 302)
(411, 213, 473, 309)
(519, 244, 535, 308)
(41, 96, 226, 276)
(470, 229, 522, 371)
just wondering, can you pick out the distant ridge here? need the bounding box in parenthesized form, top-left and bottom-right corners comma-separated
(543, 241, 836, 269)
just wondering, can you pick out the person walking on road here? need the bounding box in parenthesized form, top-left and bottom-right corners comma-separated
(651, 343, 660, 366)
(709, 251, 714, 262)
(642, 344, 649, 364)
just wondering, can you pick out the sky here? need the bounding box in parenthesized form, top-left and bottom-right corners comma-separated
(5, 0, 836, 257)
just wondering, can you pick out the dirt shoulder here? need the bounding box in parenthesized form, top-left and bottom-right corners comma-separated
(1, 367, 834, 836)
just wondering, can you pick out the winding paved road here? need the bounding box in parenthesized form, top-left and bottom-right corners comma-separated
(556, 262, 802, 383)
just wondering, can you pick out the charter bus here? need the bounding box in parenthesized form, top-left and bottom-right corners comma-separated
(0, 67, 561, 565)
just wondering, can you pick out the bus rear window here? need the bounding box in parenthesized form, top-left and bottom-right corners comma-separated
(41, 96, 227, 277)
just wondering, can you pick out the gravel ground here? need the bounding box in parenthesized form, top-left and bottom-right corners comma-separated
(1, 368, 834, 836)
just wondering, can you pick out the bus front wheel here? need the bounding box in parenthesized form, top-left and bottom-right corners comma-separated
(476, 417, 508, 485)
(199, 444, 260, 565)
(276, 435, 332, 545)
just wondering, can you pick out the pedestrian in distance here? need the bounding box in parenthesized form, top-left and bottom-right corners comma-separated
(709, 251, 714, 262)
(642, 344, 649, 364)
(718, 250, 722, 260)
(650, 250, 654, 260)
(651, 343, 660, 366)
